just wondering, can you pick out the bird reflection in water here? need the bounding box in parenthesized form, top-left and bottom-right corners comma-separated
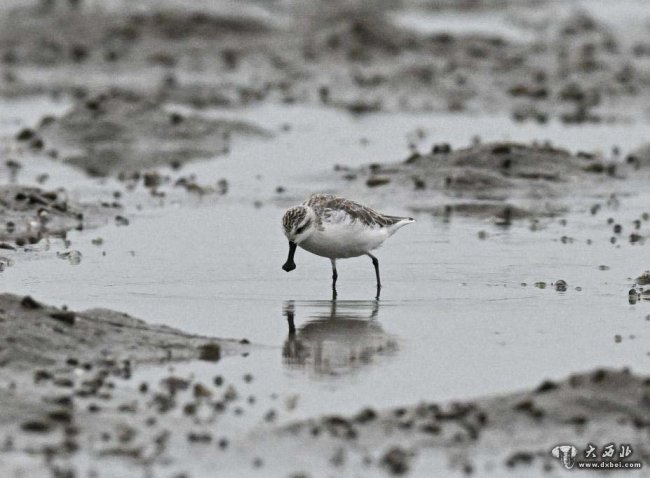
(282, 300, 398, 378)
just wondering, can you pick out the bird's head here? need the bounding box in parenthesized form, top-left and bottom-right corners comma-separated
(282, 206, 315, 245)
(281, 206, 316, 272)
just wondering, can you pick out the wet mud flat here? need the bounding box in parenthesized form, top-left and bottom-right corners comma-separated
(29, 90, 270, 177)
(260, 368, 650, 476)
(0, 0, 649, 120)
(334, 140, 650, 224)
(0, 293, 252, 477)
(0, 184, 119, 249)
(2, 291, 649, 477)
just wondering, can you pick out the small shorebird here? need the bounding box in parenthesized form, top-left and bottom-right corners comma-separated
(281, 194, 414, 299)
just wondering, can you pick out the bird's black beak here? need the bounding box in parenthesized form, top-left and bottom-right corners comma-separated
(282, 241, 297, 272)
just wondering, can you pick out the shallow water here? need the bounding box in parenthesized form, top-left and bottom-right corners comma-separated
(3, 99, 650, 477)
(5, 187, 650, 423)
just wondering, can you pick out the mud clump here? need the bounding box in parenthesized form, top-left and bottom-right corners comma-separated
(343, 142, 619, 220)
(35, 90, 270, 177)
(0, 293, 245, 370)
(626, 144, 650, 170)
(380, 446, 412, 475)
(0, 185, 109, 244)
(401, 142, 615, 186)
(198, 343, 221, 362)
(636, 271, 650, 286)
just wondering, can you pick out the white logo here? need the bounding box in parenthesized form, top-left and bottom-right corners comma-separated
(552, 445, 578, 469)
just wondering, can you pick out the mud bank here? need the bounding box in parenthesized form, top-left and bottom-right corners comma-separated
(0, 184, 114, 246)
(25, 90, 269, 177)
(0, 293, 252, 477)
(0, 293, 247, 370)
(338, 141, 638, 220)
(263, 368, 650, 475)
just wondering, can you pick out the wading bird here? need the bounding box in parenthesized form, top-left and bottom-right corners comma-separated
(281, 194, 414, 299)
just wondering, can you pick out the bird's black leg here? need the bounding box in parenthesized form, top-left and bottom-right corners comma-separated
(284, 301, 296, 336)
(367, 253, 381, 299)
(330, 259, 338, 300)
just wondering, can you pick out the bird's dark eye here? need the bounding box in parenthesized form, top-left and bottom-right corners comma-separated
(296, 219, 311, 235)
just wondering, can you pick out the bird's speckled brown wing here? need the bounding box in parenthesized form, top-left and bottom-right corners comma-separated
(303, 194, 410, 229)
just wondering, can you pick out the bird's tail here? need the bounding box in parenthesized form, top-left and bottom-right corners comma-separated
(386, 216, 415, 235)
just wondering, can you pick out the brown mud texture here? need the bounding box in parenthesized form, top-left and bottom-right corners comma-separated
(338, 141, 650, 220)
(0, 2, 649, 120)
(24, 90, 270, 177)
(0, 185, 115, 244)
(0, 293, 250, 475)
(269, 368, 650, 475)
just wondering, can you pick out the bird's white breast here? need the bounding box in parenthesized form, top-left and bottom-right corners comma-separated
(299, 221, 389, 259)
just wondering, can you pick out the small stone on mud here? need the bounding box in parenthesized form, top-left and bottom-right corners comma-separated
(354, 407, 377, 423)
(366, 176, 391, 187)
(21, 295, 42, 309)
(198, 343, 221, 361)
(57, 250, 82, 265)
(21, 420, 53, 433)
(16, 128, 35, 141)
(33, 369, 53, 383)
(49, 311, 76, 326)
(264, 409, 276, 422)
(380, 446, 411, 475)
(505, 451, 534, 467)
(554, 280, 567, 292)
(614, 335, 622, 343)
(188, 432, 212, 443)
(193, 383, 212, 398)
(630, 233, 642, 243)
(431, 143, 451, 154)
(535, 380, 558, 393)
(162, 376, 190, 394)
(636, 271, 650, 285)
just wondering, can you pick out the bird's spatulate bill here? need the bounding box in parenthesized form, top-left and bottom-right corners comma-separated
(282, 241, 297, 272)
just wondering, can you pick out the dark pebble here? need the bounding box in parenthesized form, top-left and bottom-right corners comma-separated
(21, 295, 42, 309)
(21, 420, 52, 433)
(49, 311, 76, 326)
(354, 408, 377, 424)
(380, 447, 411, 475)
(15, 128, 35, 141)
(535, 380, 558, 393)
(198, 343, 221, 362)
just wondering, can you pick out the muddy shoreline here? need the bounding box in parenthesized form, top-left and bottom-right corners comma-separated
(0, 293, 252, 476)
(2, 293, 647, 476)
(1, 0, 650, 477)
